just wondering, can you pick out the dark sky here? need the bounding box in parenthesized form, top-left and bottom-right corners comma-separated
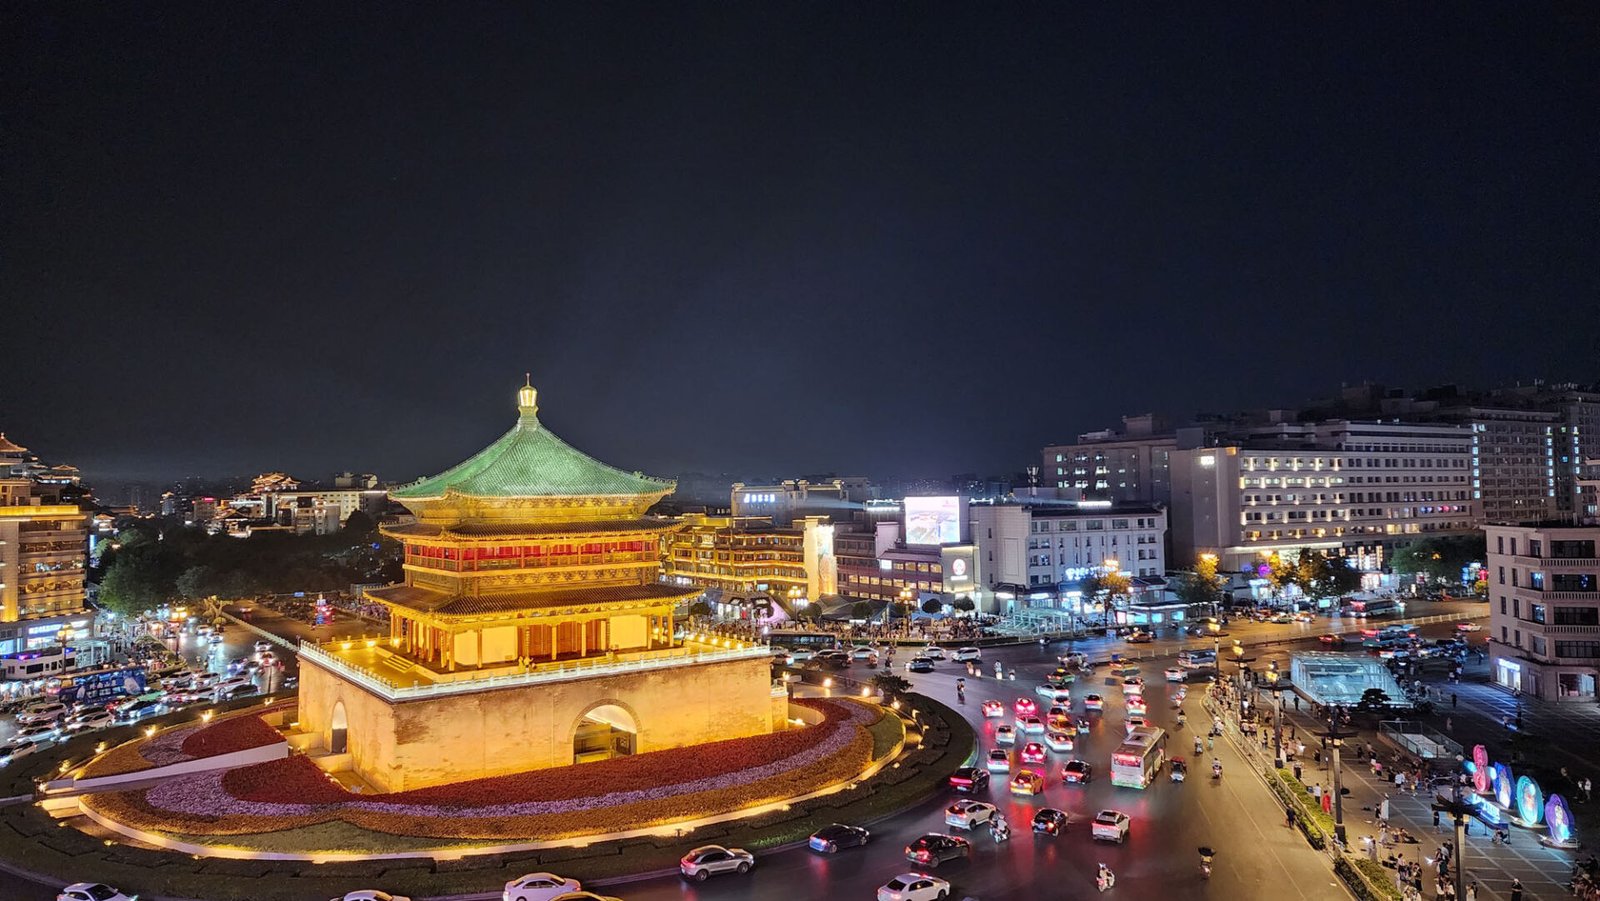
(6, 4, 1598, 487)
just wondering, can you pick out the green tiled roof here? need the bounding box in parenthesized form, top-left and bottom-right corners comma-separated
(392, 412, 674, 500)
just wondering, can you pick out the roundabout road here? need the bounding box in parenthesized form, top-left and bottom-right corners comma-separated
(9, 601, 1483, 900)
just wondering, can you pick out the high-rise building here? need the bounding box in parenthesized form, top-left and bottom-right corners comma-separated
(730, 477, 872, 526)
(1170, 420, 1477, 581)
(0, 474, 90, 655)
(1041, 415, 1178, 506)
(1484, 522, 1600, 702)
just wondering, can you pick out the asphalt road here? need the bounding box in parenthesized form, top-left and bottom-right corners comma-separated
(9, 600, 1485, 901)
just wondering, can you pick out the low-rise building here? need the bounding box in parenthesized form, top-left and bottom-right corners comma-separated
(0, 476, 90, 655)
(1485, 522, 1600, 702)
(730, 478, 873, 526)
(663, 514, 837, 605)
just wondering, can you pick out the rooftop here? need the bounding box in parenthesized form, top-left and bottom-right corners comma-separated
(366, 581, 696, 618)
(391, 381, 674, 502)
(386, 517, 681, 540)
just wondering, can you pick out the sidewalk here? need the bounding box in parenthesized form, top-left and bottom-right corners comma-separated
(1272, 688, 1580, 901)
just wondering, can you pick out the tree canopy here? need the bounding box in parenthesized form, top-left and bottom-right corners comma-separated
(1390, 535, 1486, 583)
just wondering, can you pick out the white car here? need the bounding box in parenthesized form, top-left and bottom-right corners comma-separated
(57, 883, 137, 901)
(850, 646, 878, 660)
(502, 872, 582, 901)
(995, 724, 1016, 745)
(922, 646, 946, 660)
(330, 892, 411, 901)
(214, 676, 252, 695)
(0, 740, 38, 766)
(194, 672, 223, 688)
(1091, 809, 1131, 843)
(944, 799, 997, 829)
(1018, 715, 1045, 734)
(953, 647, 982, 662)
(17, 703, 68, 725)
(1043, 731, 1075, 753)
(66, 709, 116, 733)
(786, 648, 816, 662)
(877, 873, 952, 901)
(1164, 667, 1187, 682)
(254, 640, 273, 654)
(16, 722, 59, 743)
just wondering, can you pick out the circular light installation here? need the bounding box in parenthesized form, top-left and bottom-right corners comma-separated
(1494, 763, 1514, 809)
(1546, 795, 1575, 844)
(1516, 775, 1543, 826)
(1471, 745, 1490, 794)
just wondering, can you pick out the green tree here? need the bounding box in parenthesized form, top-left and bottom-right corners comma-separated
(920, 598, 944, 615)
(1294, 551, 1361, 605)
(1100, 571, 1133, 606)
(1391, 535, 1487, 584)
(1355, 687, 1392, 715)
(952, 597, 976, 613)
(1175, 554, 1227, 608)
(97, 554, 163, 617)
(342, 510, 376, 535)
(174, 565, 215, 600)
(869, 672, 913, 701)
(688, 600, 713, 617)
(851, 601, 875, 620)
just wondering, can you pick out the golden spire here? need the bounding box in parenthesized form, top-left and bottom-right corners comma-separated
(517, 373, 538, 417)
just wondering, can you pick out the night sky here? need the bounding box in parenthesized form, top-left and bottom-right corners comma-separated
(6, 5, 1597, 488)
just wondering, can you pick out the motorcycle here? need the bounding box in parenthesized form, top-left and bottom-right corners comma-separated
(1096, 867, 1116, 893)
(990, 817, 1011, 843)
(1212, 762, 1223, 780)
(1199, 846, 1216, 879)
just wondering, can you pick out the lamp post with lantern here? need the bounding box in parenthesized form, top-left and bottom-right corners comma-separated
(1320, 714, 1357, 849)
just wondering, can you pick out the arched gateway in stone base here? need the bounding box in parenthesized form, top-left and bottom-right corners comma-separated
(292, 379, 783, 792)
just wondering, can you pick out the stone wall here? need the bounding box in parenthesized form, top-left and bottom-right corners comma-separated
(298, 654, 776, 792)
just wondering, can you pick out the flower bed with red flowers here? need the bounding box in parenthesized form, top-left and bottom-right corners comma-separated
(82, 698, 889, 843)
(180, 713, 282, 759)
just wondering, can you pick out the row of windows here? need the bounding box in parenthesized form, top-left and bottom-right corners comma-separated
(1030, 517, 1160, 533)
(1243, 521, 1474, 542)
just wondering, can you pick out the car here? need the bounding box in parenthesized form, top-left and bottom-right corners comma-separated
(1073, 716, 1092, 733)
(193, 672, 222, 688)
(1019, 741, 1047, 764)
(995, 724, 1016, 745)
(1019, 715, 1045, 734)
(876, 873, 951, 901)
(257, 649, 278, 664)
(1009, 769, 1045, 796)
(208, 631, 226, 644)
(1061, 760, 1093, 784)
(253, 640, 273, 654)
(1319, 633, 1348, 646)
(679, 844, 754, 881)
(986, 748, 1012, 773)
(1046, 703, 1069, 719)
(922, 646, 947, 660)
(1126, 697, 1148, 716)
(1032, 807, 1069, 836)
(546, 894, 622, 901)
(850, 646, 878, 661)
(948, 766, 990, 793)
(1164, 667, 1187, 682)
(1091, 809, 1130, 843)
(1035, 682, 1062, 699)
(980, 700, 1005, 718)
(16, 722, 59, 743)
(953, 647, 982, 662)
(814, 649, 851, 668)
(1014, 697, 1038, 717)
(944, 799, 997, 829)
(1269, 613, 1294, 624)
(1, 740, 38, 766)
(218, 683, 260, 701)
(65, 713, 116, 732)
(502, 872, 582, 901)
(785, 647, 816, 662)
(808, 822, 870, 852)
(17, 703, 68, 725)
(57, 884, 138, 901)
(1125, 713, 1149, 732)
(1082, 694, 1104, 712)
(1457, 622, 1483, 632)
(1046, 713, 1071, 733)
(329, 893, 411, 901)
(904, 833, 971, 868)
(1121, 677, 1145, 694)
(907, 657, 935, 673)
(1126, 630, 1153, 643)
(1043, 731, 1074, 753)
(117, 699, 166, 723)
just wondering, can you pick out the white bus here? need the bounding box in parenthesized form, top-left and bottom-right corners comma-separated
(1177, 649, 1217, 670)
(0, 643, 110, 681)
(1111, 727, 1168, 789)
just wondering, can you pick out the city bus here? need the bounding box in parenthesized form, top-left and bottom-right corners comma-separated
(767, 629, 840, 654)
(1347, 597, 1400, 618)
(46, 665, 149, 706)
(1177, 649, 1217, 670)
(1110, 726, 1168, 788)
(0, 644, 110, 681)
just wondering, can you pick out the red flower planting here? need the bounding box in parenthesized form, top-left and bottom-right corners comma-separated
(222, 756, 353, 804)
(180, 714, 283, 759)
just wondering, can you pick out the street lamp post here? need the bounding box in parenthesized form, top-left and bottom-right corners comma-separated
(1433, 781, 1475, 901)
(1321, 714, 1358, 849)
(1269, 678, 1285, 767)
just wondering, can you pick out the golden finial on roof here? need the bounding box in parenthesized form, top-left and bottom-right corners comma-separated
(517, 373, 538, 417)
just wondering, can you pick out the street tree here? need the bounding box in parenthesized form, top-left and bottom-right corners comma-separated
(1174, 555, 1226, 609)
(869, 672, 913, 701)
(921, 598, 944, 615)
(1391, 535, 1486, 584)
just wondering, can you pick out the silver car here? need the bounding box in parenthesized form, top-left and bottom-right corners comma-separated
(679, 844, 754, 881)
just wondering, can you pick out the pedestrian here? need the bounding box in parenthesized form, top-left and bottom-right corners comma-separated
(1312, 783, 1323, 801)
(1322, 789, 1333, 815)
(1294, 694, 1301, 711)
(1509, 877, 1523, 901)
(1585, 777, 1594, 802)
(1287, 806, 1297, 829)
(1396, 771, 1407, 792)
(1465, 882, 1477, 901)
(1379, 794, 1391, 825)
(1450, 692, 1457, 708)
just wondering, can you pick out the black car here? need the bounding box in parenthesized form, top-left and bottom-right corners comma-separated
(1032, 808, 1069, 836)
(948, 767, 990, 793)
(904, 833, 971, 868)
(908, 657, 935, 673)
(1062, 760, 1093, 784)
(808, 823, 870, 853)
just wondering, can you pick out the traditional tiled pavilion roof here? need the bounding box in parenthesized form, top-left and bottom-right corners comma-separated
(0, 433, 28, 454)
(392, 381, 673, 502)
(366, 582, 692, 619)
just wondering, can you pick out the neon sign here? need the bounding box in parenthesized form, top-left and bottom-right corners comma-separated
(1546, 795, 1574, 844)
(1494, 763, 1513, 809)
(1516, 776, 1543, 826)
(1471, 745, 1489, 794)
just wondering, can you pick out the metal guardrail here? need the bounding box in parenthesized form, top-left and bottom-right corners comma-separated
(296, 640, 773, 701)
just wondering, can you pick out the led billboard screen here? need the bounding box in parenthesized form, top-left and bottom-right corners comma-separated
(905, 496, 960, 546)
